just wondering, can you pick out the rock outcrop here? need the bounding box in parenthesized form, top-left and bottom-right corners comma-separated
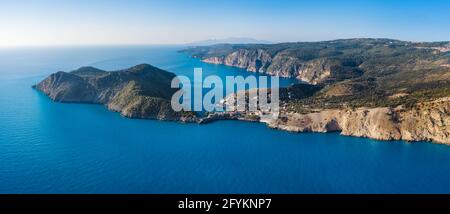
(33, 64, 197, 122)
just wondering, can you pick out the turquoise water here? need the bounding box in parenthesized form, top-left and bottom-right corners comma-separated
(1, 46, 450, 193)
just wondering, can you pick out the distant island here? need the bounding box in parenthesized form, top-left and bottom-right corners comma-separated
(35, 39, 449, 145)
(186, 37, 273, 46)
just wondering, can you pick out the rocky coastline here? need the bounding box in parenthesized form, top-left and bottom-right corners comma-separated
(33, 64, 198, 122)
(181, 39, 450, 144)
(34, 63, 449, 145)
(35, 39, 450, 145)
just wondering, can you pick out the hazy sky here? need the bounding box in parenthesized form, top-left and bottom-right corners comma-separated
(1, 0, 449, 46)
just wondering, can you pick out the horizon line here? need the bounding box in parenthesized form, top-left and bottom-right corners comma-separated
(1, 37, 449, 48)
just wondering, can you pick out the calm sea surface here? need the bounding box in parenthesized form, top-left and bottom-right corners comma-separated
(0, 46, 449, 193)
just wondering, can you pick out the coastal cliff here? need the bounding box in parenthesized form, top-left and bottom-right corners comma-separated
(182, 39, 450, 85)
(33, 64, 197, 122)
(202, 95, 449, 144)
(266, 98, 450, 144)
(202, 51, 337, 84)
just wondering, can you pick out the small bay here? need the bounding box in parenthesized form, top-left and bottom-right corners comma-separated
(0, 46, 450, 193)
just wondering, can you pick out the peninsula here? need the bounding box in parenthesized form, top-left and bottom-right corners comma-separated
(33, 64, 197, 122)
(34, 39, 450, 144)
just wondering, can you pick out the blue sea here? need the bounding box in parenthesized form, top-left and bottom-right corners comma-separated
(1, 45, 450, 193)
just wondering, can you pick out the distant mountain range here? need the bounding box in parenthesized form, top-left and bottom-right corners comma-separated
(186, 37, 273, 46)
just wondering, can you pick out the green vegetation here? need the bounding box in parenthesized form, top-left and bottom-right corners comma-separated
(35, 64, 198, 121)
(183, 38, 450, 112)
